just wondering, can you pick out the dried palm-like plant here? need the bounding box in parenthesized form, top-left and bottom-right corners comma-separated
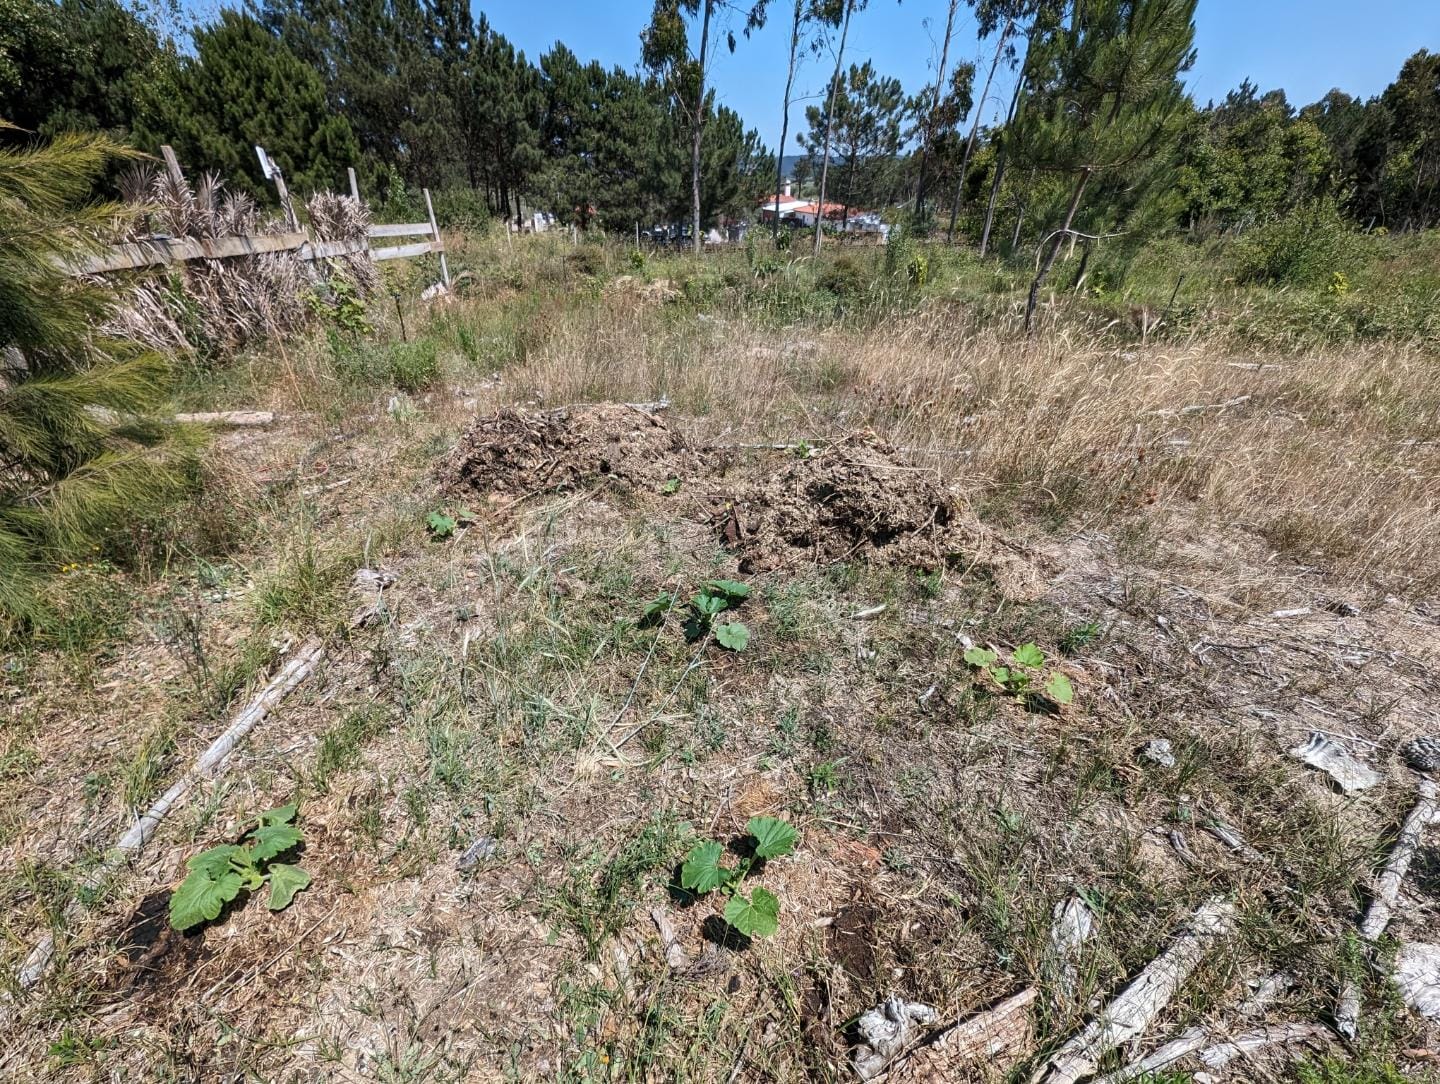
(105, 168, 378, 358)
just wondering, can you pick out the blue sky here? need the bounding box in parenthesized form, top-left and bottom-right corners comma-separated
(478, 0, 1438, 151)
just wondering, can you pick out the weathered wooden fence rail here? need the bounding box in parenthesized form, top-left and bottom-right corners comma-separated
(72, 145, 450, 286)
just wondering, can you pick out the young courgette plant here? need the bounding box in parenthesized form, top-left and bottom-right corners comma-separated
(169, 802, 312, 931)
(641, 578, 751, 651)
(679, 815, 798, 938)
(964, 642, 1074, 705)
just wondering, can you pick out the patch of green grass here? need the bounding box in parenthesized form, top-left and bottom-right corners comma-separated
(548, 812, 686, 959)
(254, 529, 357, 633)
(1295, 1057, 1414, 1084)
(120, 714, 181, 816)
(313, 704, 390, 791)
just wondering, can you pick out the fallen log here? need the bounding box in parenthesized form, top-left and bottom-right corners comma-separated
(1195, 1023, 1330, 1068)
(1031, 898, 1236, 1084)
(885, 987, 1038, 1082)
(1336, 778, 1439, 1039)
(1096, 972, 1291, 1083)
(173, 410, 276, 427)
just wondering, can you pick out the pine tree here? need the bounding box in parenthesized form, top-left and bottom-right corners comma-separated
(1017, 0, 1196, 332)
(0, 126, 196, 626)
(153, 10, 360, 199)
(801, 62, 906, 227)
(0, 0, 179, 146)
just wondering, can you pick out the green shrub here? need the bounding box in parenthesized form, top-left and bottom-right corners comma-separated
(567, 244, 607, 278)
(680, 268, 724, 305)
(1235, 201, 1362, 287)
(817, 256, 868, 299)
(387, 340, 440, 391)
(330, 335, 439, 392)
(907, 252, 929, 287)
(429, 187, 489, 232)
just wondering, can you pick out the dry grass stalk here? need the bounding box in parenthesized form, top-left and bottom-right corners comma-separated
(482, 294, 1440, 591)
(103, 168, 377, 356)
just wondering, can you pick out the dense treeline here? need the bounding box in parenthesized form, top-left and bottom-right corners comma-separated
(0, 0, 1436, 239)
(0, 0, 775, 228)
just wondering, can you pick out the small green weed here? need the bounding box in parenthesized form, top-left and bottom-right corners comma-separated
(1295, 1058, 1411, 1084)
(679, 815, 798, 939)
(426, 510, 459, 538)
(1059, 620, 1102, 654)
(964, 642, 1074, 705)
(169, 802, 311, 930)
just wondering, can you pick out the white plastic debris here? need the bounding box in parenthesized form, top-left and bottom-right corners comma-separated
(1288, 732, 1381, 793)
(852, 997, 938, 1080)
(1394, 942, 1440, 1019)
(456, 836, 498, 871)
(1140, 739, 1176, 768)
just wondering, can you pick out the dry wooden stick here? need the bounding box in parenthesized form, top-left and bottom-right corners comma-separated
(3, 637, 325, 1011)
(173, 410, 276, 427)
(1097, 972, 1291, 1083)
(1195, 1023, 1330, 1068)
(1032, 898, 1236, 1084)
(885, 987, 1038, 1082)
(1336, 777, 1439, 1039)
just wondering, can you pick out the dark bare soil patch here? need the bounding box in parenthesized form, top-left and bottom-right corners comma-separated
(710, 439, 956, 573)
(107, 889, 213, 997)
(443, 409, 1044, 596)
(829, 894, 880, 982)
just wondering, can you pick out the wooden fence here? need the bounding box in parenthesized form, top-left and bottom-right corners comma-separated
(71, 146, 450, 286)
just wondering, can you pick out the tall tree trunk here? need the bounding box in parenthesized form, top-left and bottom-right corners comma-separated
(812, 0, 854, 258)
(914, 0, 958, 225)
(772, 0, 804, 242)
(842, 152, 857, 231)
(691, 0, 713, 255)
(1024, 166, 1091, 334)
(948, 17, 1012, 242)
(979, 73, 1024, 257)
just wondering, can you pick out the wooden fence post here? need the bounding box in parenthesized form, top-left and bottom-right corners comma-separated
(159, 145, 186, 190)
(422, 187, 450, 288)
(348, 167, 360, 203)
(255, 145, 299, 231)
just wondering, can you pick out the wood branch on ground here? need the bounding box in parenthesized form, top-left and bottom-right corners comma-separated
(0, 637, 326, 1018)
(174, 410, 276, 427)
(1195, 1023, 1332, 1068)
(1097, 973, 1293, 1083)
(1046, 896, 1097, 1006)
(1336, 777, 1440, 1039)
(885, 987, 1038, 1083)
(1031, 898, 1237, 1084)
(88, 406, 276, 428)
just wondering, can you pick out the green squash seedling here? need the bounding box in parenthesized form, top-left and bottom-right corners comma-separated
(169, 802, 312, 931)
(426, 510, 458, 538)
(678, 815, 797, 939)
(640, 578, 752, 652)
(964, 642, 1074, 705)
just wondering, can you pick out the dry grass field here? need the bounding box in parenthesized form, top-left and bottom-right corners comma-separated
(2, 231, 1439, 1082)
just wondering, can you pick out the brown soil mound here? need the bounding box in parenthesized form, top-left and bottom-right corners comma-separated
(442, 404, 695, 499)
(441, 410, 1043, 597)
(710, 440, 1045, 596)
(711, 441, 957, 572)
